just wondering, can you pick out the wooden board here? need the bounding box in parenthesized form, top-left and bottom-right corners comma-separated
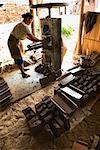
(82, 13, 100, 54)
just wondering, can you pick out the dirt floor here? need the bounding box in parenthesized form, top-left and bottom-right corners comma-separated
(0, 80, 100, 150)
(0, 3, 29, 24)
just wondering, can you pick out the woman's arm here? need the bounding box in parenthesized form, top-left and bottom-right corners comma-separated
(27, 34, 42, 42)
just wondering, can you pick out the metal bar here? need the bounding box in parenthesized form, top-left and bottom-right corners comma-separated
(48, 8, 51, 17)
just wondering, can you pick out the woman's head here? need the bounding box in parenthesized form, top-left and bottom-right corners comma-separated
(22, 12, 33, 25)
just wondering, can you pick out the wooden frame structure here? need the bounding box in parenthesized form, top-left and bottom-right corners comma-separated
(29, 0, 99, 56)
(28, 0, 85, 53)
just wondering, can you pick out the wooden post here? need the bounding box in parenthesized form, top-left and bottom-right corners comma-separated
(77, 0, 84, 54)
(36, 0, 42, 36)
(37, 0, 42, 16)
(29, 0, 35, 35)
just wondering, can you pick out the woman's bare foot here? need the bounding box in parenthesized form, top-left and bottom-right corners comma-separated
(22, 73, 30, 78)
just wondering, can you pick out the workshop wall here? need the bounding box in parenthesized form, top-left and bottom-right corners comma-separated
(81, 12, 100, 55)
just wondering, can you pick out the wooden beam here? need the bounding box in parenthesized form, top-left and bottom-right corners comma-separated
(29, 0, 35, 35)
(77, 0, 84, 54)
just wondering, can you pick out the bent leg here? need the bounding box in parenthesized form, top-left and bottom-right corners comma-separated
(15, 58, 30, 78)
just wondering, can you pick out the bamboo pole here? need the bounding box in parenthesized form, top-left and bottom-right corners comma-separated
(77, 0, 85, 55)
(29, 0, 35, 34)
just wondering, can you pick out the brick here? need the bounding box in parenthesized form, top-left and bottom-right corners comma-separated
(43, 113, 52, 123)
(54, 86, 60, 95)
(42, 97, 51, 105)
(39, 108, 51, 119)
(35, 101, 44, 109)
(42, 95, 50, 101)
(49, 120, 65, 137)
(0, 77, 5, 85)
(55, 116, 64, 127)
(22, 107, 36, 121)
(28, 118, 43, 135)
(47, 101, 54, 108)
(44, 124, 54, 136)
(35, 104, 47, 114)
(40, 76, 49, 87)
(59, 114, 70, 131)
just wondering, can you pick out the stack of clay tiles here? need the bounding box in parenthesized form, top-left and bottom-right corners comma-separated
(0, 77, 12, 107)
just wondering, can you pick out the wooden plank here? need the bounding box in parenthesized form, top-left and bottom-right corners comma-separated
(82, 14, 100, 54)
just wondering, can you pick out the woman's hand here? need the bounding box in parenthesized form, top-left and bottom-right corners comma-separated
(27, 34, 43, 43)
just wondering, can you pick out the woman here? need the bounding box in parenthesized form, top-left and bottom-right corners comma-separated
(8, 12, 42, 78)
